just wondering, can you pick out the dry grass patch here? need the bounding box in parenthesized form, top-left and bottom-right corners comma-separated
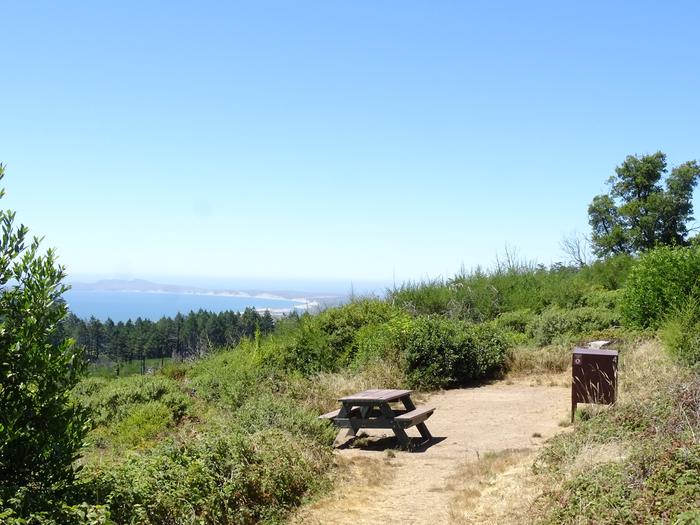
(507, 344, 571, 376)
(288, 454, 395, 525)
(287, 359, 407, 414)
(567, 441, 627, 477)
(447, 448, 536, 525)
(617, 338, 678, 402)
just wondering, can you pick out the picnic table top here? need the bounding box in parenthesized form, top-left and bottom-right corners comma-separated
(338, 389, 412, 403)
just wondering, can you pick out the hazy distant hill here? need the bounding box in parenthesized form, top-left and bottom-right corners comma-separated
(70, 279, 208, 294)
(68, 279, 344, 303)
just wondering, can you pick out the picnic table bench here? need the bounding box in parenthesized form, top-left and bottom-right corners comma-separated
(319, 389, 434, 449)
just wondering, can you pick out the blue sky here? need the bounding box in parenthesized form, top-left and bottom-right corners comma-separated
(1, 1, 699, 289)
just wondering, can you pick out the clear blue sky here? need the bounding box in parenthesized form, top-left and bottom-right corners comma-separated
(2, 1, 699, 289)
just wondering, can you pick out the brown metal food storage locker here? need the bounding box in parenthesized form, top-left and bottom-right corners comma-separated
(571, 348, 618, 422)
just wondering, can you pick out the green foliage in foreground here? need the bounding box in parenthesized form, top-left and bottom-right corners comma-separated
(0, 165, 90, 519)
(79, 426, 332, 525)
(64, 343, 336, 525)
(535, 372, 700, 524)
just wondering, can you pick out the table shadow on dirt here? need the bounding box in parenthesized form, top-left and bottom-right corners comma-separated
(337, 434, 446, 453)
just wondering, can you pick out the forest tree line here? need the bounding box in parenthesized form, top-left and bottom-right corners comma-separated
(54, 308, 277, 364)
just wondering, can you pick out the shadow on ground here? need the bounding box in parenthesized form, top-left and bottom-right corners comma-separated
(337, 434, 447, 453)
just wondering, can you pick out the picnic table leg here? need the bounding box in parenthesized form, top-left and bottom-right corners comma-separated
(415, 422, 432, 442)
(393, 427, 411, 449)
(401, 395, 417, 411)
(378, 402, 411, 449)
(400, 395, 433, 445)
(334, 403, 360, 446)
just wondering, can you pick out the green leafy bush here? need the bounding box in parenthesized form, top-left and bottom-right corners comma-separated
(232, 394, 336, 444)
(0, 499, 111, 525)
(660, 298, 700, 366)
(494, 309, 534, 333)
(582, 288, 622, 310)
(187, 343, 274, 408)
(75, 375, 190, 427)
(620, 245, 700, 328)
(403, 316, 509, 389)
(577, 253, 633, 290)
(388, 278, 454, 316)
(80, 428, 331, 525)
(0, 165, 90, 519)
(528, 306, 620, 346)
(280, 299, 402, 373)
(350, 315, 412, 369)
(97, 401, 175, 449)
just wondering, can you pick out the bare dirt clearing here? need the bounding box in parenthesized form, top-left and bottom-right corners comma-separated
(291, 377, 570, 525)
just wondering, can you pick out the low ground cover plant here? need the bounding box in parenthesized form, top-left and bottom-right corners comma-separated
(534, 370, 700, 524)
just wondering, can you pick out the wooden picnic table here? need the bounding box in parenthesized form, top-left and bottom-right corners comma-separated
(319, 389, 434, 449)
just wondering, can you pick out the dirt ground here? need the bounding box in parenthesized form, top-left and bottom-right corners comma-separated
(290, 377, 570, 525)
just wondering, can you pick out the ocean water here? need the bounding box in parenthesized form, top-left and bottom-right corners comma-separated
(63, 290, 305, 322)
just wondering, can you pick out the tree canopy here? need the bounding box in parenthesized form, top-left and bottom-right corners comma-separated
(588, 152, 700, 257)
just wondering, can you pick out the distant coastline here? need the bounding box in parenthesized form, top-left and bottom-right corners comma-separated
(64, 279, 342, 322)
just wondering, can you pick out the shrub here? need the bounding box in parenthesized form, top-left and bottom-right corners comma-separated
(80, 428, 332, 525)
(403, 317, 509, 389)
(280, 299, 402, 373)
(351, 315, 412, 369)
(582, 289, 622, 310)
(312, 299, 400, 364)
(389, 260, 629, 323)
(620, 245, 700, 329)
(75, 375, 189, 427)
(660, 298, 700, 366)
(528, 306, 620, 346)
(494, 309, 534, 333)
(282, 321, 334, 373)
(96, 401, 175, 449)
(389, 279, 454, 316)
(232, 394, 336, 444)
(0, 499, 111, 525)
(577, 254, 633, 290)
(186, 343, 276, 408)
(0, 165, 90, 519)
